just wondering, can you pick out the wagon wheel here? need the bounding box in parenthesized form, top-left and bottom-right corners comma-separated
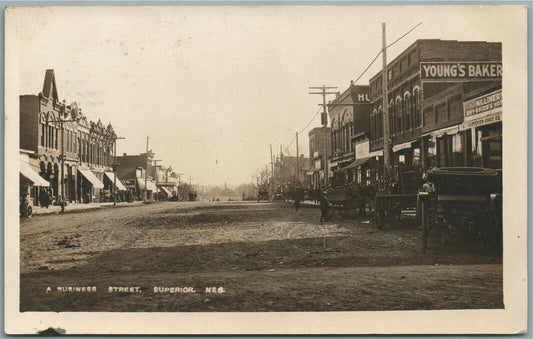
(365, 198, 375, 216)
(480, 214, 503, 254)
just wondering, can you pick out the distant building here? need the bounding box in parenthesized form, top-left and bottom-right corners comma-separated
(273, 153, 310, 195)
(308, 126, 330, 190)
(328, 83, 371, 187)
(116, 152, 157, 200)
(152, 165, 178, 199)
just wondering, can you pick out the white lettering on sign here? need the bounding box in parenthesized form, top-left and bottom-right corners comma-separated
(421, 62, 502, 81)
(464, 89, 502, 119)
(357, 93, 370, 102)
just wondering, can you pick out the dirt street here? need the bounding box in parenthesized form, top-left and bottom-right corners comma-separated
(20, 201, 502, 311)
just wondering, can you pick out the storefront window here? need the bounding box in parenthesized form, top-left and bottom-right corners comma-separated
(413, 148, 420, 166)
(427, 135, 437, 168)
(452, 133, 464, 167)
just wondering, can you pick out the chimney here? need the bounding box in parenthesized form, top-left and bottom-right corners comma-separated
(123, 153, 127, 156)
(350, 80, 354, 86)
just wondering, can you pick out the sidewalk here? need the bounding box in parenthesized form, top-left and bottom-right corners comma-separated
(31, 201, 144, 215)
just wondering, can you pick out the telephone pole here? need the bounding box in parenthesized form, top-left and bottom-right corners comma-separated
(382, 23, 392, 187)
(296, 131, 299, 186)
(152, 159, 162, 200)
(144, 136, 149, 203)
(309, 85, 338, 189)
(270, 144, 274, 198)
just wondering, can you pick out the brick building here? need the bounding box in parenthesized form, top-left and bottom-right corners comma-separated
(327, 82, 371, 187)
(308, 126, 330, 190)
(116, 152, 157, 200)
(19, 69, 121, 205)
(368, 39, 501, 179)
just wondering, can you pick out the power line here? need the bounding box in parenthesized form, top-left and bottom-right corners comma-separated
(284, 106, 322, 155)
(387, 22, 422, 49)
(352, 50, 382, 86)
(282, 23, 422, 159)
(351, 22, 422, 86)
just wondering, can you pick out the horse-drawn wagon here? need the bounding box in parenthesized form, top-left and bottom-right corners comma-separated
(417, 167, 502, 253)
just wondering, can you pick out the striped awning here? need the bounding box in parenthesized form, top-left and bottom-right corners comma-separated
(137, 178, 157, 191)
(78, 169, 104, 189)
(104, 172, 127, 191)
(20, 161, 49, 187)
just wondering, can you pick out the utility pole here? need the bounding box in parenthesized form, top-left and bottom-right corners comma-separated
(152, 159, 162, 200)
(176, 173, 183, 200)
(112, 136, 125, 207)
(382, 23, 391, 189)
(144, 136, 149, 202)
(279, 145, 283, 193)
(270, 144, 274, 198)
(309, 85, 338, 189)
(296, 131, 299, 186)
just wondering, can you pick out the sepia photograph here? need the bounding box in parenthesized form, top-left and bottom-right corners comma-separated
(4, 4, 528, 335)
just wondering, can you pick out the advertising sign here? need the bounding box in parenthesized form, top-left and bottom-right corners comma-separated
(461, 89, 502, 129)
(420, 62, 502, 82)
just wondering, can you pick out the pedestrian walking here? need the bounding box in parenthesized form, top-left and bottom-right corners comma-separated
(319, 191, 330, 222)
(294, 187, 302, 212)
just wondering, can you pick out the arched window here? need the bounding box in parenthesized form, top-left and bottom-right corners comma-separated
(41, 123, 45, 146)
(404, 92, 411, 131)
(396, 96, 402, 134)
(413, 86, 421, 128)
(377, 106, 383, 139)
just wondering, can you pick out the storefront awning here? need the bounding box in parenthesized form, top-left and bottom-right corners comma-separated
(160, 186, 172, 196)
(104, 172, 127, 191)
(344, 157, 371, 170)
(392, 141, 413, 152)
(423, 125, 460, 138)
(137, 178, 157, 191)
(78, 169, 104, 189)
(20, 161, 49, 187)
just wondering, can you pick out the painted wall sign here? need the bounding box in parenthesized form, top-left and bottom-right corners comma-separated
(461, 89, 502, 129)
(420, 62, 502, 81)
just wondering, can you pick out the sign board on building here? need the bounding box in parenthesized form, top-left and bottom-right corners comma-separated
(420, 62, 502, 82)
(461, 89, 502, 130)
(355, 141, 370, 159)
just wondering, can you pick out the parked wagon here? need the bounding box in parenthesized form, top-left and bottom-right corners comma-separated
(417, 167, 502, 253)
(329, 182, 377, 218)
(374, 169, 424, 229)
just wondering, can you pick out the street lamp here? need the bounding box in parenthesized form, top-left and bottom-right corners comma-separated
(47, 103, 80, 213)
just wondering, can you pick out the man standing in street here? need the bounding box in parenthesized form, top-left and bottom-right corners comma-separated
(294, 186, 302, 212)
(319, 191, 330, 222)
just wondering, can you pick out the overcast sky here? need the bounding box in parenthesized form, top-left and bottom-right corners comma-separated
(11, 5, 519, 186)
